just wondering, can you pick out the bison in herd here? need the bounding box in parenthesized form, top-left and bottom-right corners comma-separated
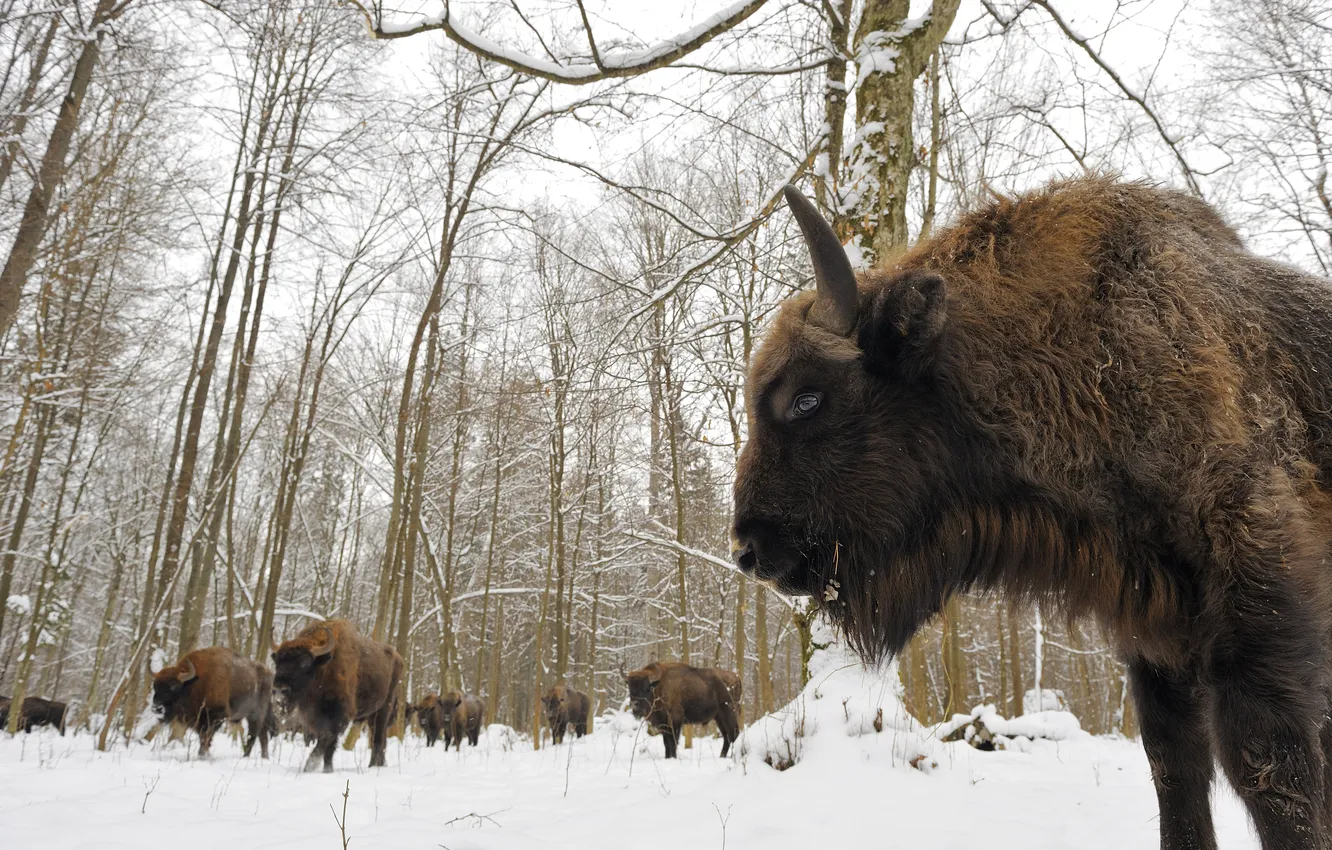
(1, 616, 741, 769)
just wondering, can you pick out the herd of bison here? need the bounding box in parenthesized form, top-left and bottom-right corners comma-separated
(15, 176, 1332, 850)
(1, 618, 743, 772)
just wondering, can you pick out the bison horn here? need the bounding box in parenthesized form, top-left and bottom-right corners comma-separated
(783, 185, 858, 336)
(177, 658, 197, 684)
(309, 624, 334, 657)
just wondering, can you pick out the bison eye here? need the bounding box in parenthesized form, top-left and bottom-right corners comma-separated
(791, 391, 822, 420)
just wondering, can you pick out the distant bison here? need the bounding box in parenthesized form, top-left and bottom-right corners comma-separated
(0, 695, 67, 735)
(437, 690, 482, 750)
(732, 179, 1332, 849)
(152, 646, 274, 758)
(272, 619, 402, 772)
(406, 693, 447, 747)
(541, 684, 589, 744)
(624, 662, 740, 758)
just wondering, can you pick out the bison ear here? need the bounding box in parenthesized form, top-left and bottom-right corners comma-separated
(862, 271, 947, 375)
(783, 185, 858, 336)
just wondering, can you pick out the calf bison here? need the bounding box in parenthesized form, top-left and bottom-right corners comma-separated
(271, 619, 403, 772)
(406, 692, 446, 747)
(732, 177, 1332, 850)
(0, 695, 67, 734)
(436, 690, 482, 750)
(624, 662, 740, 758)
(541, 684, 590, 744)
(152, 646, 273, 757)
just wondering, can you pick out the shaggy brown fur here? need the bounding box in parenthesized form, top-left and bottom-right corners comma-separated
(151, 647, 272, 757)
(271, 619, 403, 772)
(625, 662, 741, 758)
(0, 695, 67, 735)
(407, 692, 447, 747)
(732, 177, 1332, 849)
(542, 684, 590, 744)
(436, 691, 483, 750)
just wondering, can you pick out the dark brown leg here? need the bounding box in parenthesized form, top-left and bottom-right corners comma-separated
(1130, 659, 1217, 850)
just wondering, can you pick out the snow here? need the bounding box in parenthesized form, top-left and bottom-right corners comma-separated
(1024, 686, 1069, 714)
(6, 594, 31, 615)
(0, 630, 1262, 848)
(0, 713, 1264, 849)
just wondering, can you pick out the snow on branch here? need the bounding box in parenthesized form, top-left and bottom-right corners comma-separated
(345, 0, 772, 85)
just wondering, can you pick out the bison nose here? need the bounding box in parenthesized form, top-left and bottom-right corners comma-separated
(733, 541, 757, 573)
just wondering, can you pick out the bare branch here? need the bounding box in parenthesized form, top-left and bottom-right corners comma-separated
(343, 0, 771, 85)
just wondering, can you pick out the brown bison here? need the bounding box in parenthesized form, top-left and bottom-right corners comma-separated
(624, 662, 740, 758)
(0, 695, 67, 735)
(406, 692, 447, 747)
(151, 647, 273, 757)
(271, 619, 403, 772)
(541, 684, 590, 744)
(732, 178, 1332, 849)
(436, 690, 482, 750)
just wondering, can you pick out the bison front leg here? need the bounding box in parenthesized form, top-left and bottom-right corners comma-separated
(197, 717, 222, 758)
(661, 723, 680, 759)
(553, 720, 565, 745)
(368, 706, 389, 768)
(304, 734, 337, 773)
(1129, 659, 1217, 850)
(1208, 611, 1329, 848)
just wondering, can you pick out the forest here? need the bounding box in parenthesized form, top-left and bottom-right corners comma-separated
(0, 0, 1328, 747)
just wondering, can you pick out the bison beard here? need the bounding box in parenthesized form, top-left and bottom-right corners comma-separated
(271, 619, 403, 773)
(733, 178, 1332, 850)
(151, 646, 274, 758)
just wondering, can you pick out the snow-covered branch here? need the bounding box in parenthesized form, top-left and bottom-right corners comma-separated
(345, 0, 772, 85)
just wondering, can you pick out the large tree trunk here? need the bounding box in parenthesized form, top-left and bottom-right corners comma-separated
(842, 0, 959, 264)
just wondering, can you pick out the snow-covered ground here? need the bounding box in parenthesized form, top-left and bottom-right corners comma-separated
(0, 714, 1258, 849)
(2, 637, 1261, 850)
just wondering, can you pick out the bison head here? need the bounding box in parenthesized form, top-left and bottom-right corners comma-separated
(437, 691, 462, 717)
(542, 685, 569, 719)
(732, 186, 969, 661)
(624, 669, 660, 719)
(151, 658, 198, 720)
(271, 625, 334, 706)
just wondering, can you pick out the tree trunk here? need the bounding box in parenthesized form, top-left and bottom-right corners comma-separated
(0, 0, 130, 338)
(843, 0, 959, 265)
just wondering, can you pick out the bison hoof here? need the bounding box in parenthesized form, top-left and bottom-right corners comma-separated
(323, 763, 334, 774)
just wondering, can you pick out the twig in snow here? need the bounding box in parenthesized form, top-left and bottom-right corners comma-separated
(330, 780, 351, 849)
(714, 803, 733, 850)
(140, 772, 160, 814)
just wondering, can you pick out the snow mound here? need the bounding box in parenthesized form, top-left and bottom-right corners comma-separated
(937, 702, 1087, 753)
(736, 617, 939, 772)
